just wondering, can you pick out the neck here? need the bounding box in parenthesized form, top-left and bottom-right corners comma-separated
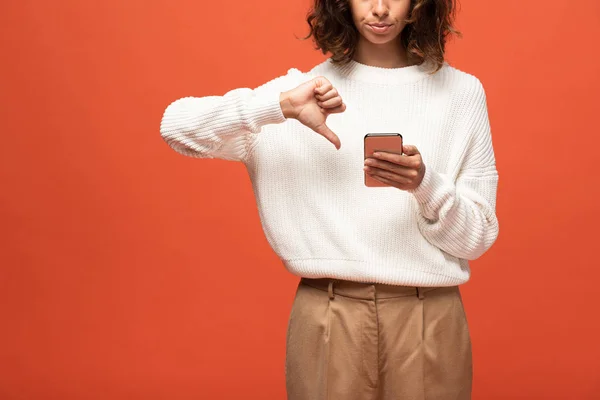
(352, 37, 417, 68)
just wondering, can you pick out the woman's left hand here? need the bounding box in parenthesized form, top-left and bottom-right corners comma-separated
(363, 144, 426, 190)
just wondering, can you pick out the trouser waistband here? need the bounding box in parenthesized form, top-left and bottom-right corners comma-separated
(300, 277, 451, 300)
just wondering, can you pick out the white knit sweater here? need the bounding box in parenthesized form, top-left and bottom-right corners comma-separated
(160, 58, 499, 287)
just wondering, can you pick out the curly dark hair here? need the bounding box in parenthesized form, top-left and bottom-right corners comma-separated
(299, 0, 462, 74)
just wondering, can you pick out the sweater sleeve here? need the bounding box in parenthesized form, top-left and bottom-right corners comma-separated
(407, 78, 499, 260)
(159, 68, 305, 163)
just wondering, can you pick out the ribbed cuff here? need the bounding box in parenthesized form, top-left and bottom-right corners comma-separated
(246, 90, 288, 130)
(407, 165, 446, 205)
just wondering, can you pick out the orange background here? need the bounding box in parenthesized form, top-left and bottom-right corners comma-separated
(1, 0, 599, 398)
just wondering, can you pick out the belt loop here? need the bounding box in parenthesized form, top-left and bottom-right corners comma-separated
(328, 280, 335, 299)
(416, 287, 425, 300)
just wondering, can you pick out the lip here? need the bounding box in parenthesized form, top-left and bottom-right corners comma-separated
(368, 24, 392, 34)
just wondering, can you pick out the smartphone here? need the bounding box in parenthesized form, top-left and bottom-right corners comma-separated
(364, 133, 403, 187)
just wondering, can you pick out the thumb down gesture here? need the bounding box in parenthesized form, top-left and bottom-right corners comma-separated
(280, 76, 346, 150)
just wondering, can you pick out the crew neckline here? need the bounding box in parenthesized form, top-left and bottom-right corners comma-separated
(329, 57, 441, 85)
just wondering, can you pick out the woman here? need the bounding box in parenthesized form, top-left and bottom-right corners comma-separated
(160, 0, 499, 398)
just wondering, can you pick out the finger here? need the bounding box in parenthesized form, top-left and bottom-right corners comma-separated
(325, 102, 346, 114)
(367, 173, 411, 190)
(402, 144, 420, 156)
(313, 79, 332, 95)
(365, 166, 412, 185)
(316, 88, 338, 102)
(314, 85, 331, 96)
(313, 122, 341, 150)
(318, 96, 343, 109)
(372, 151, 412, 167)
(367, 172, 395, 187)
(365, 158, 413, 177)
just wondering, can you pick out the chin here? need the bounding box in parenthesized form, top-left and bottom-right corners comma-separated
(363, 28, 401, 44)
(370, 37, 396, 44)
(364, 33, 399, 45)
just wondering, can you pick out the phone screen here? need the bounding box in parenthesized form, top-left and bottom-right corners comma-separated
(364, 133, 403, 187)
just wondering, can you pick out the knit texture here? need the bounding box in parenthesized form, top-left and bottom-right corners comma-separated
(160, 58, 499, 286)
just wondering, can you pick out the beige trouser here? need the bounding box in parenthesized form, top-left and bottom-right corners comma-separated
(285, 277, 472, 400)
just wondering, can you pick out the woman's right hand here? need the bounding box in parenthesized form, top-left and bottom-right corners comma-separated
(280, 76, 346, 150)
